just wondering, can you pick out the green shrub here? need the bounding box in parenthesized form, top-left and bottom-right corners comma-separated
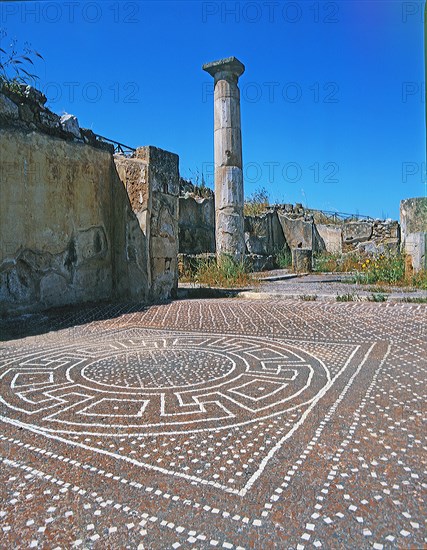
(275, 247, 292, 269)
(354, 252, 405, 285)
(314, 251, 360, 273)
(336, 293, 356, 302)
(367, 293, 387, 302)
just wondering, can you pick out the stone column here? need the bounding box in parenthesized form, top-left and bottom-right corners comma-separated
(203, 57, 245, 260)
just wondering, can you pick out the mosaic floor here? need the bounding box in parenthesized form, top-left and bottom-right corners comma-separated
(0, 299, 426, 548)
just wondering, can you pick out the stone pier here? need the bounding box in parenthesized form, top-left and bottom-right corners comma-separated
(203, 57, 245, 260)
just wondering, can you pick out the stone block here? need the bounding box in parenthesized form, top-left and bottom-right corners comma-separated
(277, 212, 313, 250)
(135, 146, 179, 196)
(60, 114, 81, 138)
(400, 198, 427, 241)
(216, 210, 245, 257)
(244, 211, 285, 256)
(179, 195, 215, 254)
(0, 92, 19, 119)
(404, 232, 427, 272)
(342, 221, 373, 244)
(316, 224, 342, 254)
(292, 248, 312, 273)
(215, 166, 243, 209)
(244, 233, 267, 255)
(245, 254, 275, 272)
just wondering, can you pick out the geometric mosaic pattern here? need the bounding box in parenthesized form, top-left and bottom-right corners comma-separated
(0, 299, 426, 548)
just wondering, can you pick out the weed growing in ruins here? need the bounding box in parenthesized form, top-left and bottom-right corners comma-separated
(0, 31, 43, 87)
(180, 255, 256, 288)
(409, 269, 427, 290)
(275, 247, 292, 269)
(315, 251, 426, 290)
(367, 293, 387, 302)
(244, 186, 270, 217)
(402, 296, 427, 303)
(354, 252, 405, 285)
(299, 294, 317, 301)
(336, 293, 356, 302)
(314, 251, 360, 273)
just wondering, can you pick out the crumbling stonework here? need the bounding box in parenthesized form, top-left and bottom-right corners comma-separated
(0, 86, 179, 314)
(316, 224, 343, 254)
(400, 198, 427, 271)
(292, 248, 313, 273)
(244, 211, 286, 256)
(277, 211, 325, 254)
(178, 200, 402, 270)
(115, 146, 179, 300)
(0, 83, 112, 151)
(179, 195, 215, 254)
(0, 127, 148, 313)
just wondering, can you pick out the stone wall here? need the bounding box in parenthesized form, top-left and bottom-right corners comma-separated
(244, 211, 285, 255)
(179, 195, 215, 254)
(0, 85, 179, 314)
(178, 199, 402, 269)
(400, 198, 427, 271)
(340, 219, 400, 254)
(115, 147, 179, 300)
(277, 211, 325, 254)
(0, 127, 148, 314)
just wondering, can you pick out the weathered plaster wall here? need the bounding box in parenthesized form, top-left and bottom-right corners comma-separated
(0, 128, 149, 313)
(115, 146, 179, 301)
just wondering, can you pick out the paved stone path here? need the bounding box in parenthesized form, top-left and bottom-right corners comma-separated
(0, 299, 426, 548)
(251, 273, 427, 302)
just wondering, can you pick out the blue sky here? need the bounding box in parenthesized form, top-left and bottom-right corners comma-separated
(1, 0, 425, 219)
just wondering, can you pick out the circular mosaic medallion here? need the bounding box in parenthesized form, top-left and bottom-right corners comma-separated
(2, 332, 330, 436)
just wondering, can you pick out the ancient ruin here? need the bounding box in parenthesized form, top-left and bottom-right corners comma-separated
(203, 57, 246, 260)
(400, 197, 427, 272)
(0, 84, 178, 314)
(0, 53, 426, 550)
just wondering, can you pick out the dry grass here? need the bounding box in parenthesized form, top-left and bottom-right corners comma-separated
(180, 255, 256, 288)
(314, 252, 361, 273)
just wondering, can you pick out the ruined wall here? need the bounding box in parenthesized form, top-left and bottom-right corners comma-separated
(341, 220, 400, 254)
(244, 211, 285, 255)
(115, 146, 179, 300)
(0, 128, 148, 313)
(400, 198, 427, 271)
(277, 211, 325, 254)
(179, 195, 215, 254)
(0, 85, 179, 313)
(400, 197, 427, 237)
